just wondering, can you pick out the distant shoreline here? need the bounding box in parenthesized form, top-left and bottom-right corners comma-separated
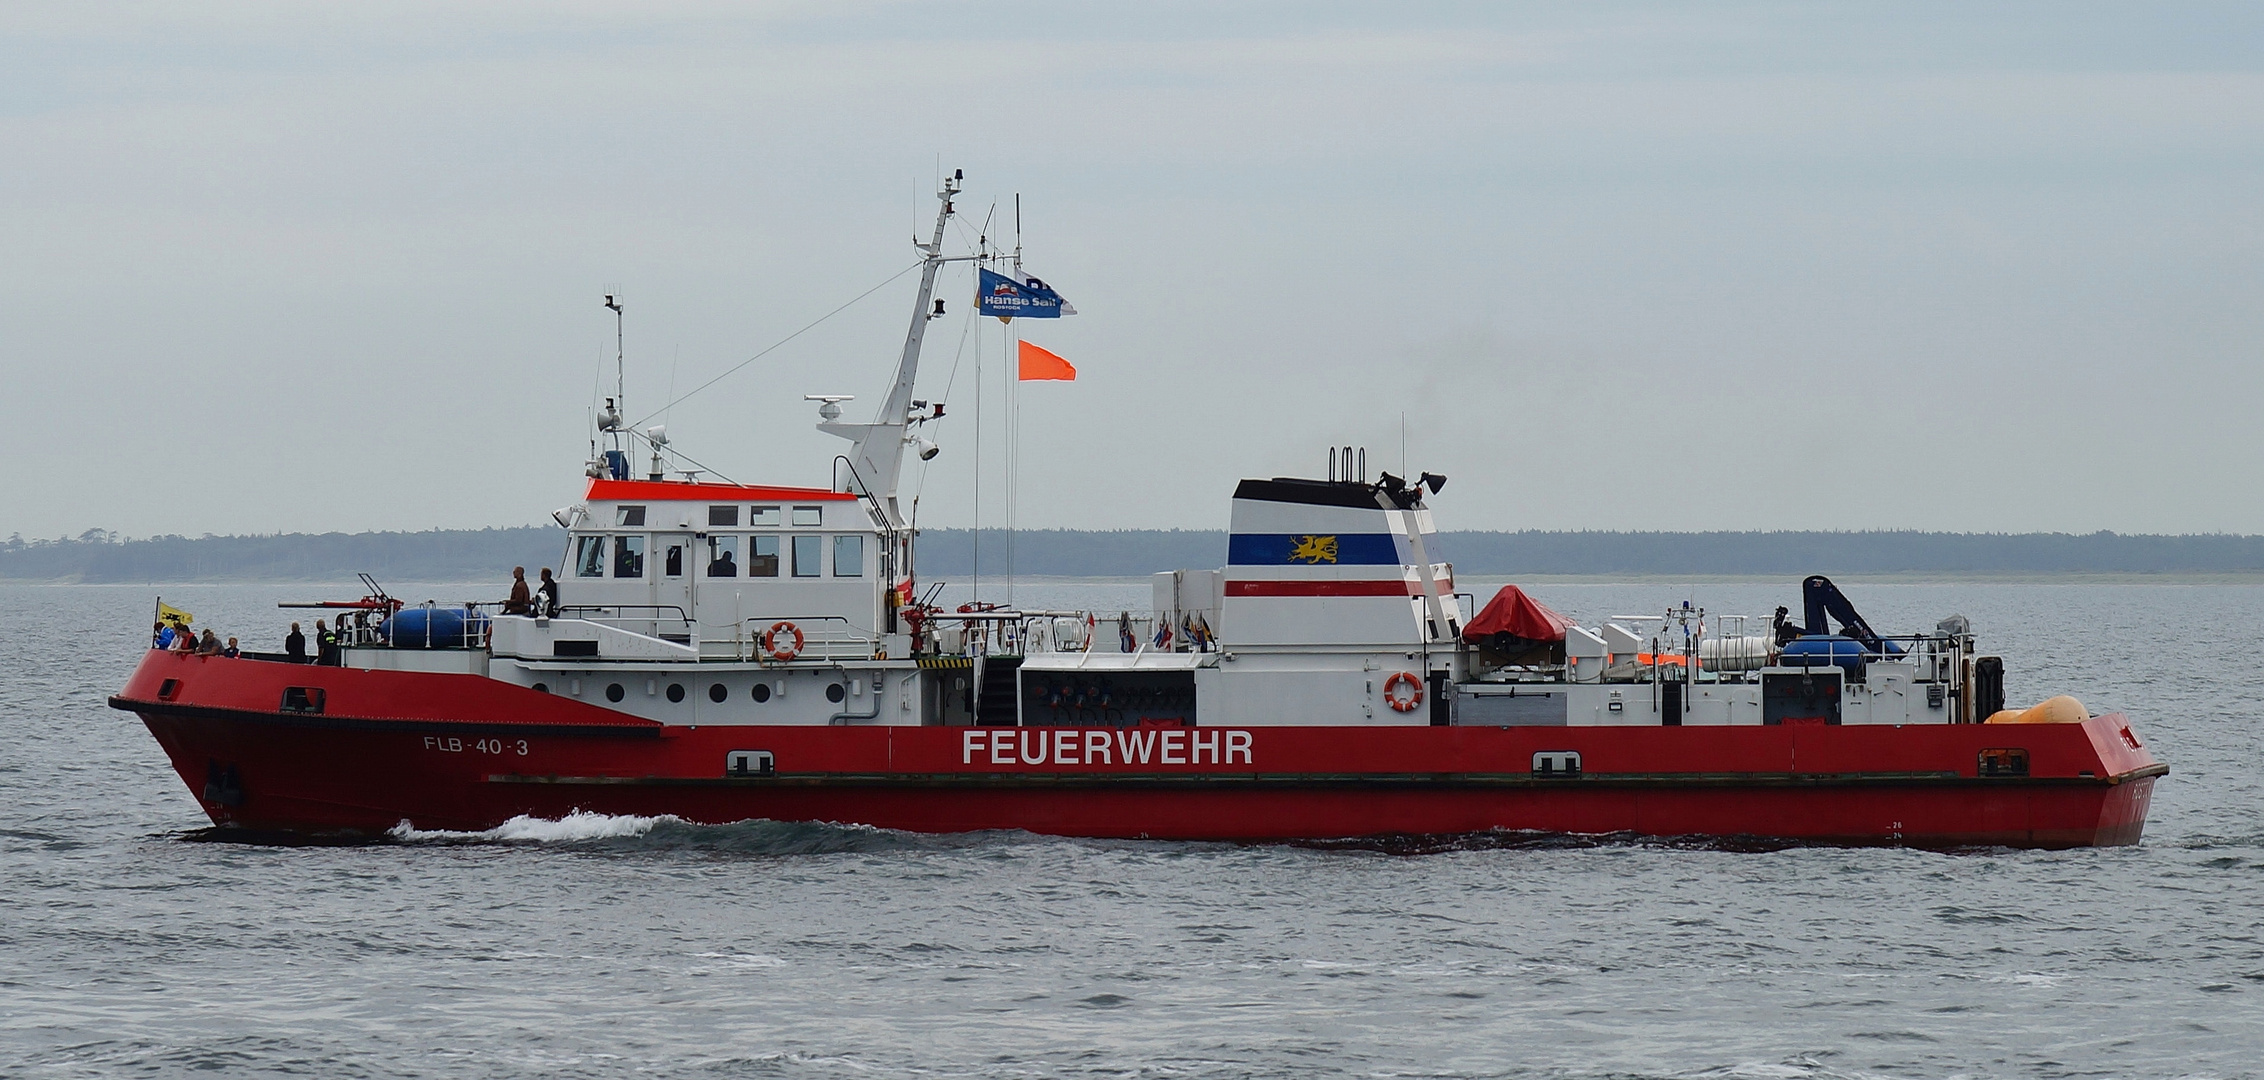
(11, 526, 2264, 584)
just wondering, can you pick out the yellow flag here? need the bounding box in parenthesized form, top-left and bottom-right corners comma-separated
(158, 601, 194, 626)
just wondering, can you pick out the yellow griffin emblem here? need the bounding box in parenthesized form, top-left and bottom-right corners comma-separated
(1287, 535, 1339, 564)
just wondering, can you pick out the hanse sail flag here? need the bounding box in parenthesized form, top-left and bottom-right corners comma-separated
(977, 267, 1076, 320)
(1017, 340, 1076, 381)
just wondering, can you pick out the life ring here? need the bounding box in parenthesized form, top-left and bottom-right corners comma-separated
(762, 621, 805, 661)
(1383, 671, 1424, 713)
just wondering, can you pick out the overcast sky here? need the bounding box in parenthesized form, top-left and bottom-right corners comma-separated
(6, 2, 2260, 539)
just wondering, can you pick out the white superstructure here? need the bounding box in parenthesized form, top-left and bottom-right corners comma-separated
(346, 173, 2002, 734)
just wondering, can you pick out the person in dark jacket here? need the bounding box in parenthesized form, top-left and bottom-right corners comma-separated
(536, 567, 560, 617)
(285, 621, 307, 664)
(315, 618, 340, 666)
(222, 637, 240, 659)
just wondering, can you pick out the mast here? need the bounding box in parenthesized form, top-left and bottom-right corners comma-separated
(606, 293, 624, 419)
(816, 170, 963, 532)
(594, 294, 627, 479)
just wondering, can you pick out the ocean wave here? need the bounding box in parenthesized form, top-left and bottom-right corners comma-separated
(386, 810, 671, 843)
(1294, 829, 1815, 856)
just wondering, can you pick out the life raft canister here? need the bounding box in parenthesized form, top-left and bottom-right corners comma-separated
(1383, 671, 1424, 713)
(763, 621, 805, 662)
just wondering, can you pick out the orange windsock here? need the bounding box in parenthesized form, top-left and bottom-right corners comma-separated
(1017, 340, 1076, 381)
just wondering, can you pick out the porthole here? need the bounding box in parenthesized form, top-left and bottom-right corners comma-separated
(666, 683, 686, 703)
(606, 682, 625, 703)
(532, 682, 549, 694)
(826, 683, 846, 703)
(708, 683, 728, 703)
(751, 683, 773, 703)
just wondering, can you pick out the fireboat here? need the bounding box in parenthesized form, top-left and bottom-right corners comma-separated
(111, 172, 2163, 846)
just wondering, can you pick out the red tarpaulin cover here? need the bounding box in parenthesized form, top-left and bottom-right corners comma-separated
(1463, 585, 1574, 642)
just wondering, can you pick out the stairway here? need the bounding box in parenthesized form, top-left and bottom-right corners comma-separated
(976, 655, 1024, 725)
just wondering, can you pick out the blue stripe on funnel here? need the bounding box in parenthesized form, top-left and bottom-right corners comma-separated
(1228, 533, 1402, 565)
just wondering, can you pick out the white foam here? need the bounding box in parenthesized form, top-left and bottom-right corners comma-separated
(1718, 1065, 1817, 1080)
(388, 810, 675, 843)
(693, 951, 790, 969)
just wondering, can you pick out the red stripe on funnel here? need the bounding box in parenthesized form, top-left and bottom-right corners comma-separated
(1225, 579, 1452, 597)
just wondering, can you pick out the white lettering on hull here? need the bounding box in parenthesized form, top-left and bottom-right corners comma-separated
(421, 735, 528, 756)
(960, 728, 1255, 767)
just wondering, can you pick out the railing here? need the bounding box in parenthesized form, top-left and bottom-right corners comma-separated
(701, 615, 873, 663)
(553, 604, 693, 645)
(1580, 609, 1972, 688)
(335, 617, 389, 648)
(557, 604, 691, 627)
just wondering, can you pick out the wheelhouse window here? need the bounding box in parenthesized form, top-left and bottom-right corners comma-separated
(708, 505, 739, 527)
(663, 542, 684, 578)
(791, 505, 823, 527)
(616, 505, 647, 527)
(705, 536, 739, 577)
(833, 534, 864, 577)
(791, 534, 823, 577)
(749, 535, 780, 577)
(613, 535, 646, 578)
(748, 505, 781, 527)
(574, 536, 607, 578)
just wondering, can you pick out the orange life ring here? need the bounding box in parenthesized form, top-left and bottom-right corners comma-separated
(1383, 671, 1424, 713)
(762, 621, 805, 661)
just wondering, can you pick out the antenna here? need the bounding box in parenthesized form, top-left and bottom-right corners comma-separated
(604, 293, 625, 431)
(813, 169, 963, 532)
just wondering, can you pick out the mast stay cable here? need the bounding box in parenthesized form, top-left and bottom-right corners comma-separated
(625, 260, 923, 431)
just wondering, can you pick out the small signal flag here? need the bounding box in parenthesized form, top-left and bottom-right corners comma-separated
(1017, 340, 1076, 381)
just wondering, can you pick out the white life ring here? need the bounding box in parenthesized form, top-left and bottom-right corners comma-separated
(763, 621, 805, 662)
(1383, 671, 1424, 713)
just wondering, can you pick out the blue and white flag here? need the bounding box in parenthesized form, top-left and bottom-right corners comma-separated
(977, 267, 1076, 319)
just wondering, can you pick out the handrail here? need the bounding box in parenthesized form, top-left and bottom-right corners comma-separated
(687, 614, 879, 664)
(741, 613, 870, 636)
(557, 604, 692, 625)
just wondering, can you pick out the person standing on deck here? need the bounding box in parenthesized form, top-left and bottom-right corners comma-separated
(503, 567, 532, 615)
(536, 567, 560, 617)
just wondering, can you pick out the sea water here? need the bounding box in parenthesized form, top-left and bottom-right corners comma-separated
(2, 580, 2260, 1078)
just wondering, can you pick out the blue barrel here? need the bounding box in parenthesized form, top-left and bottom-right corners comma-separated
(384, 607, 490, 649)
(1779, 634, 1867, 670)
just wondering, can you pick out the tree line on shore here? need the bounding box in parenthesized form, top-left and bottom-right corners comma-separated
(8, 526, 2264, 583)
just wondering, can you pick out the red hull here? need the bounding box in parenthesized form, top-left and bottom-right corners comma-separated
(114, 651, 2164, 848)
